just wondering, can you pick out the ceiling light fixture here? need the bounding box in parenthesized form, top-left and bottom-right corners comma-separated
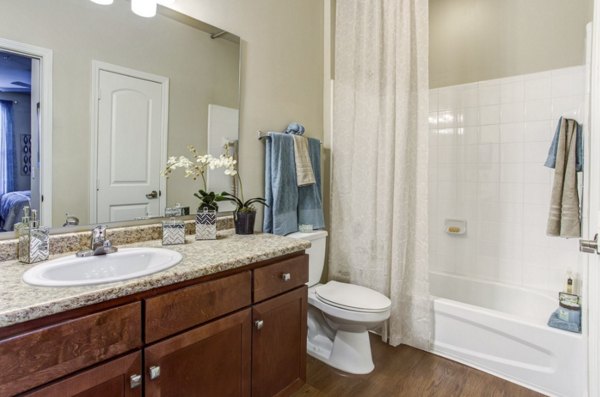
(131, 0, 157, 18)
(90, 0, 114, 5)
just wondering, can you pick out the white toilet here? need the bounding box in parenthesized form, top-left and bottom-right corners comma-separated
(288, 230, 391, 374)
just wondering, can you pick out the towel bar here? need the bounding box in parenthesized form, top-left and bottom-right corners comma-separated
(257, 130, 322, 144)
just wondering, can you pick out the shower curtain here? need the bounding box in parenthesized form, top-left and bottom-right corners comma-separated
(329, 0, 431, 349)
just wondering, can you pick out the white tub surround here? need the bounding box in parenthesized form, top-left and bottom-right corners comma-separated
(429, 66, 587, 293)
(430, 271, 585, 397)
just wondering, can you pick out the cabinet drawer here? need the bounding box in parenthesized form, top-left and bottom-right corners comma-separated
(253, 255, 308, 303)
(145, 271, 251, 343)
(0, 302, 141, 397)
(23, 351, 142, 397)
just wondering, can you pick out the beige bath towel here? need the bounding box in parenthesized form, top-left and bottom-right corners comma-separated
(292, 135, 316, 186)
(547, 118, 581, 237)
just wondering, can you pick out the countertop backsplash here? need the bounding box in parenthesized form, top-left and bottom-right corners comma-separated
(0, 216, 235, 263)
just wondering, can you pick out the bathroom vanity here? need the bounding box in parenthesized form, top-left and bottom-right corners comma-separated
(0, 232, 310, 396)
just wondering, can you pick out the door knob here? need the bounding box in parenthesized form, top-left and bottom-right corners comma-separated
(255, 320, 264, 330)
(146, 190, 158, 199)
(149, 365, 161, 380)
(580, 234, 599, 254)
(130, 374, 142, 389)
(281, 272, 291, 282)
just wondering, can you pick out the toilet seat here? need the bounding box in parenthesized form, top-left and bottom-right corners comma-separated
(315, 281, 391, 313)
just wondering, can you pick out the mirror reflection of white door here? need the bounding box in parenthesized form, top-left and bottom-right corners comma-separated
(95, 67, 166, 223)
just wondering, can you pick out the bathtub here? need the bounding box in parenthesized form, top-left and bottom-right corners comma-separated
(430, 271, 586, 397)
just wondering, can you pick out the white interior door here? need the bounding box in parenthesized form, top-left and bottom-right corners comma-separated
(96, 70, 163, 223)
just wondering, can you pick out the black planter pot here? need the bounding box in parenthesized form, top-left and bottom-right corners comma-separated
(234, 211, 256, 235)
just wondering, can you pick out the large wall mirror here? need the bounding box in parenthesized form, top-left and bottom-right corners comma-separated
(0, 0, 241, 235)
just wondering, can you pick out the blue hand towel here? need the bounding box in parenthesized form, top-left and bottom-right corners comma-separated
(544, 117, 583, 172)
(547, 309, 581, 333)
(284, 122, 305, 135)
(264, 133, 298, 235)
(263, 132, 325, 235)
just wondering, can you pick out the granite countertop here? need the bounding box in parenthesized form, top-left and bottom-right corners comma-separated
(0, 231, 310, 328)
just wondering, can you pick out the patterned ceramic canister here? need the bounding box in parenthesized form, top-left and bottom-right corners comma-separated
(196, 208, 217, 240)
(162, 218, 186, 245)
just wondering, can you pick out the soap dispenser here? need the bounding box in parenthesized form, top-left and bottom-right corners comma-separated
(18, 208, 49, 264)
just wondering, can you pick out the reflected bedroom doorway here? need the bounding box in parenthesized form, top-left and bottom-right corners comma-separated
(0, 49, 40, 232)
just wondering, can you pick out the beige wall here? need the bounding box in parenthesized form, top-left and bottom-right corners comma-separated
(430, 0, 594, 88)
(171, 0, 325, 229)
(0, 0, 239, 226)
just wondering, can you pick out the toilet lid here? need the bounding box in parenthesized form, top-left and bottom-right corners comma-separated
(315, 281, 391, 313)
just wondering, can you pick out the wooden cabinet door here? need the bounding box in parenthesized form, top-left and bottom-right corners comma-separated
(24, 351, 142, 397)
(252, 286, 307, 397)
(145, 308, 251, 397)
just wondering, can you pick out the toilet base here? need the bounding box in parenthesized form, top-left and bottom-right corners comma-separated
(307, 329, 375, 375)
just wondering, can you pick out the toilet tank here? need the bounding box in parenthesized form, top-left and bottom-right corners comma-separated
(286, 230, 328, 287)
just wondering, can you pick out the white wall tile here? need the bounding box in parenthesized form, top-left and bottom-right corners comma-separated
(462, 126, 479, 145)
(438, 86, 460, 111)
(457, 107, 479, 127)
(429, 89, 439, 111)
(500, 102, 525, 123)
(552, 68, 585, 98)
(461, 84, 479, 108)
(429, 129, 439, 147)
(478, 202, 501, 223)
(552, 95, 585, 122)
(500, 163, 523, 183)
(461, 144, 479, 164)
(438, 110, 457, 128)
(500, 142, 523, 163)
(428, 112, 438, 128)
(524, 99, 552, 121)
(501, 81, 524, 103)
(478, 143, 500, 164)
(524, 77, 551, 100)
(478, 182, 500, 201)
(500, 182, 523, 203)
(480, 105, 501, 125)
(480, 125, 500, 144)
(522, 141, 549, 164)
(479, 83, 500, 106)
(523, 162, 552, 184)
(500, 123, 524, 143)
(477, 163, 500, 182)
(523, 183, 550, 205)
(524, 120, 554, 142)
(439, 165, 456, 182)
(499, 201, 523, 223)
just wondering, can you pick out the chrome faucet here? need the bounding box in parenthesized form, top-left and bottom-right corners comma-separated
(76, 225, 118, 257)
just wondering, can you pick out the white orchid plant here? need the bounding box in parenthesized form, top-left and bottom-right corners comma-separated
(162, 144, 237, 211)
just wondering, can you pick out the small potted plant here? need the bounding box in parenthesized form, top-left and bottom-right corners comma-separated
(163, 145, 236, 239)
(220, 172, 268, 234)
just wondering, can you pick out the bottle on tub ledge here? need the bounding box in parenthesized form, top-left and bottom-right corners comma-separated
(17, 207, 50, 264)
(547, 270, 581, 333)
(566, 271, 574, 294)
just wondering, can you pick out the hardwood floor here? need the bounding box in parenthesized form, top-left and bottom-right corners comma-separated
(293, 334, 545, 397)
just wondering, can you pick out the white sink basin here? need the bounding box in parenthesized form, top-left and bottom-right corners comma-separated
(22, 247, 183, 287)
